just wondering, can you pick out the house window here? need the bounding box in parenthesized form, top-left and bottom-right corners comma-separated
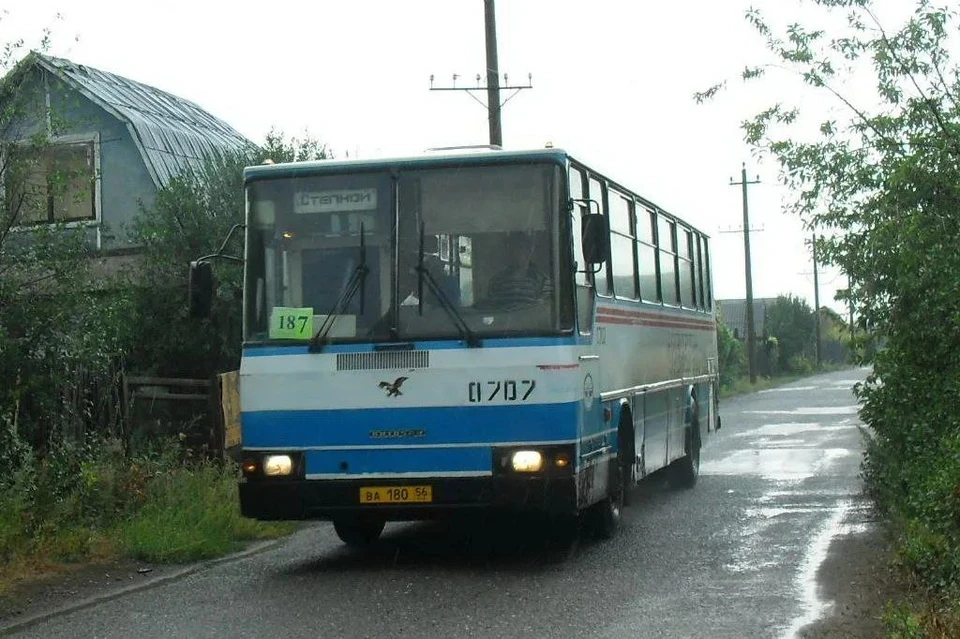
(6, 141, 97, 225)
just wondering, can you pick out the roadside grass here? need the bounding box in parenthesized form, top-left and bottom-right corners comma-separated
(720, 363, 852, 399)
(119, 463, 296, 563)
(0, 441, 296, 597)
(721, 373, 807, 398)
(881, 593, 960, 638)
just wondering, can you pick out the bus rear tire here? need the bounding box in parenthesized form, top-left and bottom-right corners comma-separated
(333, 516, 385, 547)
(669, 422, 701, 489)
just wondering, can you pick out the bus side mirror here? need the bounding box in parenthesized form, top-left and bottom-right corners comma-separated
(581, 214, 609, 265)
(188, 260, 214, 319)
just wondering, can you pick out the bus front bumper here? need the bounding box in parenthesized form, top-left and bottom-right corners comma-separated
(239, 475, 578, 521)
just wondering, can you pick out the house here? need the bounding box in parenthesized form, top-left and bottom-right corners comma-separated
(716, 298, 778, 341)
(2, 52, 250, 257)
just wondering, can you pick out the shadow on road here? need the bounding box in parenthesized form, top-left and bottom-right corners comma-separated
(281, 475, 677, 577)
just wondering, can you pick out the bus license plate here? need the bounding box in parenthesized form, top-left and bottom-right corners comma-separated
(359, 485, 432, 504)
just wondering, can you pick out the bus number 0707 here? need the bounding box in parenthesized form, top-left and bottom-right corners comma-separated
(468, 380, 536, 403)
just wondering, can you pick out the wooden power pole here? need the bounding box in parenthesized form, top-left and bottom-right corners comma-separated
(429, 0, 532, 147)
(730, 164, 761, 383)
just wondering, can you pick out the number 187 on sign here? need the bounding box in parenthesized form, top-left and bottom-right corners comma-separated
(269, 307, 314, 339)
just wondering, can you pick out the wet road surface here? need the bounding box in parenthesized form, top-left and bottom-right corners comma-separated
(6, 369, 871, 638)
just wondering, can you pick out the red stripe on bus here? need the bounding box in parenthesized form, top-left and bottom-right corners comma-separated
(596, 307, 715, 329)
(536, 364, 580, 370)
(596, 315, 716, 331)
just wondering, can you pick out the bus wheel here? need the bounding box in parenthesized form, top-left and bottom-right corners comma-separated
(594, 453, 624, 540)
(669, 422, 701, 489)
(333, 516, 385, 546)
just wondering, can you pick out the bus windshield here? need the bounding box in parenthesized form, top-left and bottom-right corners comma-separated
(243, 163, 570, 344)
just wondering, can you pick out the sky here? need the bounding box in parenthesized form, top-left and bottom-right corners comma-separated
(3, 0, 865, 314)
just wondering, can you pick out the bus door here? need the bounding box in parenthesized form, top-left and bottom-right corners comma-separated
(570, 167, 605, 501)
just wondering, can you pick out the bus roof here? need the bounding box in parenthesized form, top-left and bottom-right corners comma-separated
(243, 146, 709, 238)
(243, 148, 570, 181)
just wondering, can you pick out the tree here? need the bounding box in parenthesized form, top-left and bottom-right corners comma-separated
(124, 130, 331, 379)
(716, 316, 746, 389)
(765, 295, 815, 372)
(700, 0, 960, 602)
(0, 24, 122, 455)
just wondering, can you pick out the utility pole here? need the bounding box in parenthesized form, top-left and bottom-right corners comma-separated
(429, 0, 532, 147)
(848, 274, 855, 336)
(730, 164, 761, 383)
(484, 0, 502, 147)
(811, 233, 822, 368)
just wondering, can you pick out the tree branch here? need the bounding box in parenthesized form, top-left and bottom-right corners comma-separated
(863, 5, 960, 158)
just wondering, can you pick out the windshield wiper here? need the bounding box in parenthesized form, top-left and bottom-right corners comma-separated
(416, 221, 480, 348)
(309, 223, 369, 352)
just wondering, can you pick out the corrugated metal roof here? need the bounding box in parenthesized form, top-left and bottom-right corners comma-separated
(717, 298, 776, 339)
(33, 53, 251, 187)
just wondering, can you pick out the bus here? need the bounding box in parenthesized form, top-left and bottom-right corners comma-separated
(191, 147, 720, 545)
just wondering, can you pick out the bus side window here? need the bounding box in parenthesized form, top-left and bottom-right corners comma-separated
(570, 166, 594, 333)
(637, 208, 659, 303)
(703, 236, 713, 310)
(658, 215, 679, 306)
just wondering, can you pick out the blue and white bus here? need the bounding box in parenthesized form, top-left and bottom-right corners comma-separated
(209, 147, 720, 545)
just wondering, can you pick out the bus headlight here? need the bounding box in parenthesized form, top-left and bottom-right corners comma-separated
(511, 450, 544, 473)
(263, 454, 294, 477)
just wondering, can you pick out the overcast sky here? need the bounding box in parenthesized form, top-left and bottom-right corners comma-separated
(4, 0, 867, 314)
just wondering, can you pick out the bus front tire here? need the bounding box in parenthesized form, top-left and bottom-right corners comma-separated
(333, 516, 385, 546)
(594, 455, 624, 540)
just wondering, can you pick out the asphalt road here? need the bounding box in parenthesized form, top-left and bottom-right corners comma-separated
(9, 368, 872, 639)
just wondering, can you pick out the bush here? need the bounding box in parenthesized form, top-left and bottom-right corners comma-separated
(787, 354, 815, 375)
(716, 321, 745, 389)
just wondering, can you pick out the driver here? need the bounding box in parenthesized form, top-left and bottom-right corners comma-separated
(483, 232, 553, 308)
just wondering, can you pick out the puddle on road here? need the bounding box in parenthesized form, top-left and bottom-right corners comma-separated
(733, 422, 853, 436)
(733, 422, 821, 437)
(702, 448, 854, 482)
(782, 500, 857, 639)
(758, 386, 818, 393)
(744, 406, 861, 416)
(753, 438, 811, 449)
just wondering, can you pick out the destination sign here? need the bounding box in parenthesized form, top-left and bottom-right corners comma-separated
(294, 188, 377, 214)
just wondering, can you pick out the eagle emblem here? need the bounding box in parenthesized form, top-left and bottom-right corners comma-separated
(378, 376, 409, 397)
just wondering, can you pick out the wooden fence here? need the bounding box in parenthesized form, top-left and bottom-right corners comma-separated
(122, 373, 240, 457)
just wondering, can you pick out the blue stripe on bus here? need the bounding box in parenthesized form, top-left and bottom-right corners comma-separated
(241, 402, 580, 448)
(242, 336, 576, 357)
(304, 447, 492, 476)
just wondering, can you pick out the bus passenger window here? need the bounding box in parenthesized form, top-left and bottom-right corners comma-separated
(658, 217, 678, 306)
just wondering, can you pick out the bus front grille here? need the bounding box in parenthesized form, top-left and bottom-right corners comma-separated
(336, 351, 430, 371)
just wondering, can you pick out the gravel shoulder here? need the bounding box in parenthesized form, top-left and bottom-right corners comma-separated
(800, 519, 908, 638)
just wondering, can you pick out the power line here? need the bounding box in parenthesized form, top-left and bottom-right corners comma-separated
(428, 0, 532, 147)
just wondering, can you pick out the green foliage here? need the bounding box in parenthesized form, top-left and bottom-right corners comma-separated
(0, 23, 311, 586)
(124, 131, 330, 379)
(765, 295, 816, 372)
(882, 602, 926, 639)
(120, 461, 295, 562)
(0, 31, 126, 457)
(716, 320, 745, 389)
(704, 0, 960, 610)
(0, 436, 293, 579)
(0, 435, 144, 564)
